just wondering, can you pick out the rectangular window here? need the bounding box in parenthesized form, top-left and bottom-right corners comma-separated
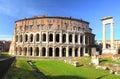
(70, 20, 72, 24)
(30, 25, 33, 30)
(58, 25, 60, 30)
(78, 27, 81, 31)
(83, 28, 85, 32)
(25, 26, 28, 31)
(20, 26, 22, 31)
(49, 24, 52, 29)
(41, 25, 43, 30)
(73, 26, 76, 30)
(41, 20, 44, 24)
(66, 26, 68, 30)
(37, 25, 40, 30)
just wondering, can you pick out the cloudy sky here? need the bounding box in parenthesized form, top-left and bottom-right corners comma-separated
(0, 0, 120, 40)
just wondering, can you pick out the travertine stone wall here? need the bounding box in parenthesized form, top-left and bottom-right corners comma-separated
(9, 16, 95, 57)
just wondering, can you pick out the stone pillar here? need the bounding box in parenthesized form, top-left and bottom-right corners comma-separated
(60, 46, 62, 57)
(78, 34, 80, 44)
(40, 32, 42, 43)
(53, 46, 55, 57)
(60, 33, 62, 43)
(66, 33, 69, 44)
(46, 32, 49, 43)
(83, 47, 86, 56)
(83, 35, 86, 45)
(27, 47, 29, 56)
(72, 47, 75, 57)
(32, 47, 35, 56)
(39, 47, 41, 56)
(73, 33, 75, 44)
(53, 32, 55, 44)
(78, 47, 80, 57)
(66, 46, 69, 57)
(33, 33, 35, 43)
(46, 46, 48, 57)
(111, 23, 114, 49)
(103, 24, 106, 49)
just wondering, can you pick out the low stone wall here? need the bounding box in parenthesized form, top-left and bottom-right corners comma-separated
(0, 57, 16, 79)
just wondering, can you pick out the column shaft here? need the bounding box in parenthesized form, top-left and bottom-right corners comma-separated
(110, 23, 114, 49)
(103, 24, 106, 49)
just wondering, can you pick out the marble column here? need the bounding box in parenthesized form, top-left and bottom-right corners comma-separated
(103, 24, 106, 49)
(110, 23, 114, 49)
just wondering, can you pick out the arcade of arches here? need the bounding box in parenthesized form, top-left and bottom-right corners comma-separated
(14, 31, 94, 57)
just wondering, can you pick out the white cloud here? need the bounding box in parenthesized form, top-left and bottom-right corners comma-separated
(0, 0, 46, 18)
(0, 35, 12, 41)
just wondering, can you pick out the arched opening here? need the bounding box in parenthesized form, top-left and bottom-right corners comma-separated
(35, 47, 39, 56)
(62, 48, 66, 57)
(56, 34, 59, 42)
(30, 34, 33, 42)
(30, 47, 33, 56)
(24, 34, 28, 42)
(49, 47, 53, 56)
(75, 35, 78, 43)
(36, 34, 39, 42)
(118, 47, 120, 54)
(49, 34, 53, 42)
(20, 35, 22, 42)
(80, 36, 83, 43)
(75, 48, 78, 57)
(69, 34, 72, 42)
(80, 47, 83, 56)
(43, 34, 46, 42)
(23, 47, 27, 56)
(62, 34, 66, 43)
(42, 47, 46, 56)
(19, 47, 22, 55)
(69, 48, 72, 56)
(55, 48, 59, 57)
(15, 35, 18, 42)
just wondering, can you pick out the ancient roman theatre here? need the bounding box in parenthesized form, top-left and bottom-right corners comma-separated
(9, 16, 95, 57)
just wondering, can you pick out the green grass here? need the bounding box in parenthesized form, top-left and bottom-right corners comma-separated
(7, 56, 120, 79)
(100, 57, 120, 65)
(33, 59, 120, 79)
(0, 52, 12, 59)
(7, 58, 42, 79)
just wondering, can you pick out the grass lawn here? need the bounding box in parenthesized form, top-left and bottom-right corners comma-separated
(33, 59, 120, 79)
(7, 58, 42, 79)
(0, 52, 12, 59)
(7, 56, 120, 79)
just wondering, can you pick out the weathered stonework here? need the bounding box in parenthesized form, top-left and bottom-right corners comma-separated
(9, 16, 95, 57)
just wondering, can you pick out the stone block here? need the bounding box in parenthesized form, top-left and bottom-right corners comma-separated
(73, 61, 80, 67)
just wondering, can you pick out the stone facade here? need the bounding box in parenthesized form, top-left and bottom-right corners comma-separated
(9, 16, 95, 57)
(98, 40, 120, 54)
(0, 40, 11, 52)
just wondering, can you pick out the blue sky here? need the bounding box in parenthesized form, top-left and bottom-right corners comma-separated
(0, 0, 120, 40)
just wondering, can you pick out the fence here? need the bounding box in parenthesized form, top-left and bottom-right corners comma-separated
(0, 57, 16, 79)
